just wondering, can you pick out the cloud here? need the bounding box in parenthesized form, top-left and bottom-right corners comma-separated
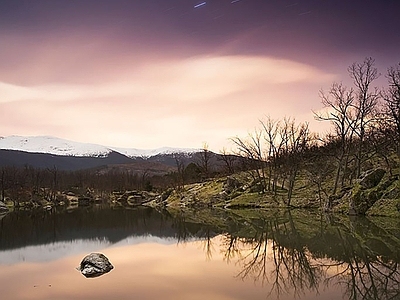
(0, 55, 334, 103)
(0, 54, 335, 149)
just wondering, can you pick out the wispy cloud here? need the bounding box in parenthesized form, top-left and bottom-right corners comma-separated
(0, 54, 335, 149)
(0, 55, 334, 104)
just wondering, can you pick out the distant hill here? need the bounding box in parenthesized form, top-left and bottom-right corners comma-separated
(0, 149, 134, 171)
(0, 135, 197, 158)
(0, 135, 236, 173)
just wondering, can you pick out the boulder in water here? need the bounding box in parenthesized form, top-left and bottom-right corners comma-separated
(77, 253, 113, 278)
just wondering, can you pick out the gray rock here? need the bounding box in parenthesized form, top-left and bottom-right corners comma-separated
(127, 194, 144, 205)
(384, 187, 400, 199)
(359, 168, 386, 189)
(78, 253, 113, 278)
(223, 176, 241, 194)
(0, 201, 9, 213)
(218, 191, 229, 200)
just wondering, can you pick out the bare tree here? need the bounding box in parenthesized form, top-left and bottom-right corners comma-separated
(314, 82, 356, 194)
(348, 57, 380, 178)
(303, 143, 335, 208)
(197, 142, 212, 180)
(218, 147, 236, 175)
(260, 116, 286, 194)
(382, 63, 400, 158)
(231, 129, 267, 193)
(46, 166, 59, 202)
(0, 167, 6, 201)
(281, 118, 312, 205)
(232, 118, 312, 204)
(173, 152, 186, 191)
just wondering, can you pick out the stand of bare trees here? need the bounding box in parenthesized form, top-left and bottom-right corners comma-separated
(314, 58, 381, 191)
(314, 83, 355, 195)
(0, 165, 162, 205)
(232, 57, 400, 208)
(232, 117, 313, 205)
(314, 58, 399, 199)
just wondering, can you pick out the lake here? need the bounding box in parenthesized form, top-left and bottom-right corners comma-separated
(0, 206, 399, 299)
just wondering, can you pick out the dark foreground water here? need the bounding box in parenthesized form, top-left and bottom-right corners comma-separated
(0, 206, 399, 300)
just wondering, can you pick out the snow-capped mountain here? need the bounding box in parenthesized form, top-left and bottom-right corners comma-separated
(0, 135, 225, 173)
(0, 136, 111, 157)
(0, 135, 197, 158)
(112, 146, 198, 158)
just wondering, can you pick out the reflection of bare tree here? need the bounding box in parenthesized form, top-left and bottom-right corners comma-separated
(324, 228, 400, 300)
(171, 208, 400, 299)
(236, 233, 270, 286)
(172, 212, 216, 260)
(173, 214, 192, 243)
(271, 212, 322, 297)
(200, 228, 215, 261)
(269, 241, 321, 298)
(221, 235, 241, 263)
(217, 212, 400, 299)
(222, 219, 322, 299)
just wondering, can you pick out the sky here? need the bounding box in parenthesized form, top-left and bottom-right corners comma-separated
(0, 0, 399, 151)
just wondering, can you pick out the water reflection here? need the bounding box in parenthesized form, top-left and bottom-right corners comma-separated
(0, 206, 181, 251)
(0, 207, 399, 299)
(171, 209, 400, 299)
(220, 225, 400, 299)
(325, 228, 400, 300)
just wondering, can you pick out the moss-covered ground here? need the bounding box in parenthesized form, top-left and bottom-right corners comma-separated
(155, 168, 400, 217)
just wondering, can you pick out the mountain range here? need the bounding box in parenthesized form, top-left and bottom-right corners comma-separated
(0, 136, 197, 158)
(0, 135, 202, 171)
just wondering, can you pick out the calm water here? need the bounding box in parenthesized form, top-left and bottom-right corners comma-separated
(0, 206, 399, 300)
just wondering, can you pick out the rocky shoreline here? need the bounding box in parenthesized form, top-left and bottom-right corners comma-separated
(1, 168, 399, 218)
(145, 168, 400, 218)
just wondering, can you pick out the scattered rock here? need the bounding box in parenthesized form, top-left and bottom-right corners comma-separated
(366, 198, 400, 217)
(218, 191, 229, 200)
(127, 194, 144, 205)
(114, 190, 158, 206)
(359, 168, 386, 189)
(77, 253, 114, 278)
(347, 169, 397, 215)
(384, 187, 400, 199)
(223, 176, 242, 194)
(0, 201, 9, 213)
(78, 196, 91, 206)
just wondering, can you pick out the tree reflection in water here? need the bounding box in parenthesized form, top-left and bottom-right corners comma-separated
(220, 217, 322, 298)
(185, 210, 400, 300)
(1, 207, 399, 299)
(325, 227, 400, 300)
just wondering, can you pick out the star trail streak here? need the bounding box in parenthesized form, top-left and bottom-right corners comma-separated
(194, 2, 206, 8)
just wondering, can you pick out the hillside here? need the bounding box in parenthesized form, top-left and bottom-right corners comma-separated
(147, 168, 400, 218)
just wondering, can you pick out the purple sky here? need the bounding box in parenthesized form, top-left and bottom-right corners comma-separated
(1, 0, 399, 150)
